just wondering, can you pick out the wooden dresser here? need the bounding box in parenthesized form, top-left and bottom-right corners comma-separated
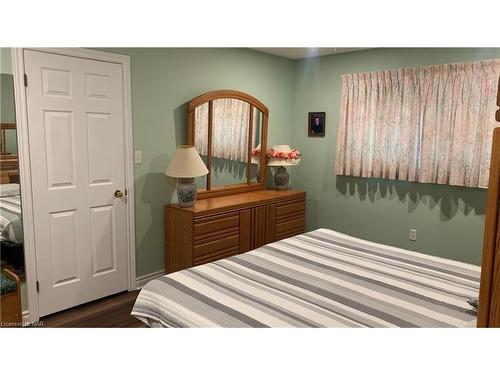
(165, 189, 306, 273)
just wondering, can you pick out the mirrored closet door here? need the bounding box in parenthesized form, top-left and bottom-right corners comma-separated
(1, 72, 26, 321)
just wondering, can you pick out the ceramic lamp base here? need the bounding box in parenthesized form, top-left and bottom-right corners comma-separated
(274, 166, 290, 190)
(177, 178, 197, 207)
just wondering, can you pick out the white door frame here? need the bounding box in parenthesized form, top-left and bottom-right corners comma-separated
(12, 48, 136, 323)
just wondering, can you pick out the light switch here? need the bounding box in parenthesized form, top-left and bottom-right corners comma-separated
(134, 150, 142, 164)
(409, 229, 417, 241)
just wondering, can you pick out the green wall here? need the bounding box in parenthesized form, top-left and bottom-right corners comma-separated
(0, 48, 12, 74)
(103, 48, 295, 277)
(291, 48, 500, 265)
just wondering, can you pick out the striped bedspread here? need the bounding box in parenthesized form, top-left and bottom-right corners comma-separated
(132, 229, 480, 327)
(0, 195, 23, 244)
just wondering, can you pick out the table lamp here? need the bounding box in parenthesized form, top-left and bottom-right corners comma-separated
(267, 145, 301, 190)
(165, 145, 209, 207)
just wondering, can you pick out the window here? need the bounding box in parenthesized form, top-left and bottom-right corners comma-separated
(335, 59, 500, 188)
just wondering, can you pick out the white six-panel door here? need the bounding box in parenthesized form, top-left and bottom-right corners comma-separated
(24, 50, 128, 316)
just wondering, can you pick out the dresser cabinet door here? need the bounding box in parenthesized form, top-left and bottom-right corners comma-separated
(239, 204, 277, 254)
(253, 206, 268, 248)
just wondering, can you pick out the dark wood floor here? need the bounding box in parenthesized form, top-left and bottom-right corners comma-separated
(38, 290, 146, 328)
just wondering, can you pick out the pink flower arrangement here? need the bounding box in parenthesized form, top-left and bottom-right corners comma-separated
(251, 147, 260, 156)
(267, 148, 301, 160)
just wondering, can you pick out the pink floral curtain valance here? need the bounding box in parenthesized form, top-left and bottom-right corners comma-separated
(335, 59, 500, 188)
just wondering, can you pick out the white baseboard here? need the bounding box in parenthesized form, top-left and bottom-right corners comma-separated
(22, 310, 30, 324)
(136, 269, 165, 289)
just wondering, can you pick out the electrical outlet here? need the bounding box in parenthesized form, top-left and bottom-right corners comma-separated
(134, 150, 142, 164)
(409, 229, 417, 241)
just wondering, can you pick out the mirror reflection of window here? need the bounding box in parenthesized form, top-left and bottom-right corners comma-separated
(194, 102, 209, 157)
(193, 103, 208, 190)
(250, 107, 262, 182)
(212, 98, 249, 163)
(1, 72, 27, 322)
(210, 99, 250, 188)
(190, 92, 268, 193)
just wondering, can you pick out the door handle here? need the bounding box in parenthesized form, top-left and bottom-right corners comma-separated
(114, 190, 124, 198)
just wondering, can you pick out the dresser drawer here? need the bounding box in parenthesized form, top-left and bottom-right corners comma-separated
(193, 232, 239, 259)
(276, 216, 305, 235)
(194, 212, 239, 239)
(276, 198, 306, 218)
(276, 199, 306, 240)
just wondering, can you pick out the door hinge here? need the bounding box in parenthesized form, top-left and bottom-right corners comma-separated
(36, 281, 40, 293)
(24, 73, 28, 87)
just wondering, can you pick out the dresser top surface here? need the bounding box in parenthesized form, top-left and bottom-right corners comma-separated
(167, 189, 305, 216)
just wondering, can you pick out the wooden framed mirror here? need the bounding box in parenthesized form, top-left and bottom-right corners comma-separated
(187, 90, 269, 199)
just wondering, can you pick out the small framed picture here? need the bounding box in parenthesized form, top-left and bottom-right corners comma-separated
(308, 112, 325, 137)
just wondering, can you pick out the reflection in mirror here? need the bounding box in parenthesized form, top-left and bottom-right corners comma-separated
(1, 73, 26, 323)
(210, 98, 250, 188)
(188, 90, 269, 196)
(249, 107, 262, 182)
(1, 128, 17, 154)
(194, 103, 209, 190)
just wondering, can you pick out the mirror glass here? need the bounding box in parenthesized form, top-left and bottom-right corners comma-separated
(249, 107, 262, 182)
(2, 128, 17, 154)
(189, 90, 268, 194)
(210, 98, 250, 188)
(193, 102, 209, 190)
(1, 72, 27, 316)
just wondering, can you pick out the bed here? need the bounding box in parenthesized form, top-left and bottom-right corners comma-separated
(0, 184, 23, 244)
(132, 228, 480, 327)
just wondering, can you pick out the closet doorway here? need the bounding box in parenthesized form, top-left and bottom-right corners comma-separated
(13, 49, 135, 321)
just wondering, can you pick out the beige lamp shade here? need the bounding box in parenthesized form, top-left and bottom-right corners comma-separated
(165, 145, 209, 178)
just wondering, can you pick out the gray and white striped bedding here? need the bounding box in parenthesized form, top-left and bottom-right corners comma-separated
(132, 228, 480, 327)
(0, 195, 23, 244)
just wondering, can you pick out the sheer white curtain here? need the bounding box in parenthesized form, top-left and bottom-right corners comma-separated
(335, 59, 500, 188)
(194, 102, 209, 157)
(213, 99, 249, 162)
(195, 98, 255, 163)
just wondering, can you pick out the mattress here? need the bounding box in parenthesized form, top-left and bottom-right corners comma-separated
(0, 195, 23, 244)
(132, 228, 480, 327)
